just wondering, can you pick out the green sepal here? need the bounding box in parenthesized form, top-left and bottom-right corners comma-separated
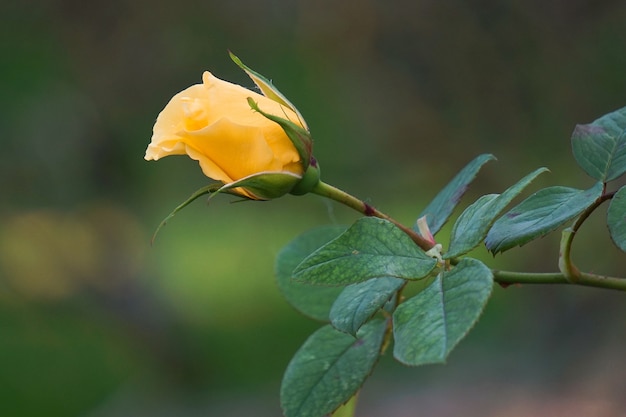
(151, 183, 221, 243)
(248, 98, 313, 171)
(229, 51, 308, 129)
(215, 170, 303, 200)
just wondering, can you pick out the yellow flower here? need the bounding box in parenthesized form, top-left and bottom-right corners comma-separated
(145, 70, 310, 199)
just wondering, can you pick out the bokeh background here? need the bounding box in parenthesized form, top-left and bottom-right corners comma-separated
(2, 1, 626, 416)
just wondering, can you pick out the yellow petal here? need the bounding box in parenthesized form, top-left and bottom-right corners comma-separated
(146, 71, 305, 187)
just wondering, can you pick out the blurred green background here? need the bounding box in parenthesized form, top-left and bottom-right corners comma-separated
(1, 1, 626, 416)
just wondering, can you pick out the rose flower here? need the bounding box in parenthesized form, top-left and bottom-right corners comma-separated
(145, 61, 316, 200)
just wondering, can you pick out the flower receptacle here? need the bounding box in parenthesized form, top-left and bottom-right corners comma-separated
(290, 159, 321, 196)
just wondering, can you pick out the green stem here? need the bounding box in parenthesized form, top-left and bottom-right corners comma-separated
(311, 181, 435, 251)
(330, 392, 359, 417)
(492, 269, 626, 291)
(558, 189, 613, 282)
(558, 228, 581, 282)
(572, 189, 614, 232)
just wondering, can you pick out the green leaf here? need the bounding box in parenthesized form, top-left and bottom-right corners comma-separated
(418, 154, 496, 235)
(445, 168, 548, 258)
(293, 218, 438, 286)
(486, 182, 603, 254)
(281, 319, 387, 417)
(608, 185, 626, 252)
(330, 277, 405, 335)
(571, 106, 626, 182)
(392, 258, 493, 366)
(276, 226, 348, 321)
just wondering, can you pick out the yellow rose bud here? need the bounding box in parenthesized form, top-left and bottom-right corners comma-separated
(145, 71, 307, 200)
